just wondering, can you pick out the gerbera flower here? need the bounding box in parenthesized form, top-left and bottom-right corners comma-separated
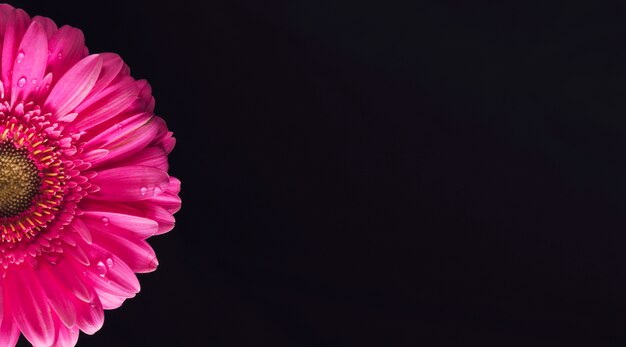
(0, 4, 180, 346)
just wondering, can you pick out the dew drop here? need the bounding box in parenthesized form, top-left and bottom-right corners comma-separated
(140, 187, 148, 196)
(101, 217, 109, 226)
(45, 84, 51, 91)
(116, 123, 123, 130)
(96, 261, 107, 277)
(31, 78, 37, 85)
(57, 52, 62, 60)
(17, 77, 26, 87)
(16, 51, 24, 63)
(89, 301, 97, 308)
(106, 258, 113, 267)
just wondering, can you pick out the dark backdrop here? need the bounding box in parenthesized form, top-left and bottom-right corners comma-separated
(10, 1, 626, 346)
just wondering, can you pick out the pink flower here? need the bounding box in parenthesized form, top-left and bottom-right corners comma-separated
(0, 4, 181, 346)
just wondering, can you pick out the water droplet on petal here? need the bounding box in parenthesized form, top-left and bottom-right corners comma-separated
(31, 78, 37, 85)
(140, 187, 148, 196)
(116, 123, 123, 130)
(106, 258, 113, 267)
(16, 51, 24, 63)
(45, 84, 50, 91)
(89, 301, 97, 308)
(96, 261, 107, 277)
(101, 217, 109, 226)
(17, 77, 26, 87)
(57, 52, 62, 60)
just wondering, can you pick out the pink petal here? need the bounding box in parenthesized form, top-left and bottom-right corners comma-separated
(112, 146, 169, 171)
(79, 198, 175, 235)
(50, 256, 93, 303)
(30, 71, 52, 102)
(93, 288, 126, 310)
(51, 318, 79, 347)
(67, 217, 92, 245)
(0, 5, 15, 67)
(91, 119, 161, 167)
(88, 165, 169, 202)
(36, 264, 77, 328)
(4, 266, 55, 346)
(64, 243, 91, 267)
(136, 79, 155, 112)
(10, 20, 48, 105)
(0, 278, 4, 325)
(80, 52, 124, 100)
(83, 111, 151, 147)
(82, 245, 140, 297)
(0, 303, 19, 347)
(46, 25, 86, 86)
(82, 210, 158, 238)
(150, 116, 176, 154)
(44, 54, 102, 122)
(148, 205, 176, 234)
(91, 229, 158, 273)
(79, 148, 109, 163)
(146, 177, 182, 213)
(0, 4, 14, 18)
(72, 75, 139, 130)
(1, 9, 30, 95)
(166, 176, 181, 195)
(73, 294, 103, 335)
(31, 16, 57, 39)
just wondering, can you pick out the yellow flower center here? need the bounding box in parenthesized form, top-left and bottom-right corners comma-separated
(0, 141, 40, 217)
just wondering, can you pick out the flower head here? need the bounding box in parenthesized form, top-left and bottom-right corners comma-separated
(0, 4, 180, 346)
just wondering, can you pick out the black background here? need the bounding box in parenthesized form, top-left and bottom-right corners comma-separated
(9, 1, 626, 346)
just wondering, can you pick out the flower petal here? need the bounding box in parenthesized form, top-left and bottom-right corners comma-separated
(1, 9, 29, 94)
(0, 302, 19, 347)
(146, 176, 182, 213)
(44, 54, 102, 122)
(46, 25, 86, 85)
(83, 244, 140, 298)
(73, 294, 103, 335)
(67, 216, 92, 245)
(113, 146, 169, 171)
(4, 266, 55, 346)
(72, 75, 139, 130)
(91, 229, 158, 273)
(93, 288, 126, 310)
(51, 317, 79, 347)
(36, 263, 77, 328)
(11, 20, 48, 105)
(82, 210, 158, 238)
(80, 52, 124, 100)
(142, 204, 176, 235)
(136, 79, 155, 112)
(50, 256, 93, 303)
(90, 119, 161, 167)
(89, 165, 169, 202)
(31, 15, 57, 39)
